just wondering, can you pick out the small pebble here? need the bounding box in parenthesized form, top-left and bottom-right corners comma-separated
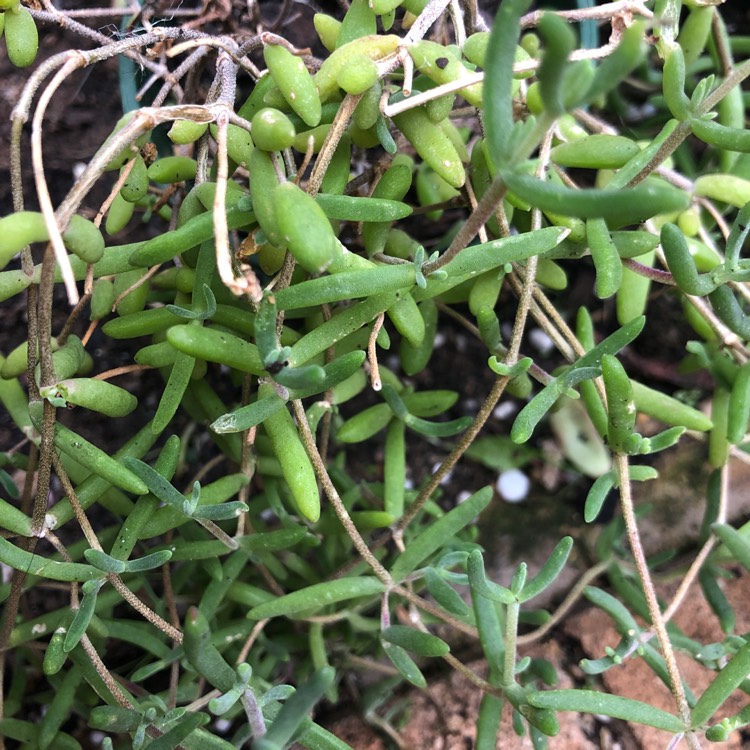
(496, 468, 530, 503)
(432, 462, 452, 485)
(493, 401, 517, 420)
(529, 327, 555, 354)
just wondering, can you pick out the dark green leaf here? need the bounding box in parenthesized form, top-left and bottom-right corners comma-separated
(423, 567, 471, 617)
(381, 625, 450, 657)
(64, 579, 104, 652)
(123, 457, 190, 511)
(263, 668, 335, 747)
(145, 712, 210, 750)
(381, 641, 426, 688)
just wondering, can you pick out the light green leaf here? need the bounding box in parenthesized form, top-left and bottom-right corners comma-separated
(527, 690, 685, 732)
(248, 577, 386, 619)
(691, 639, 750, 729)
(518, 537, 573, 602)
(390, 487, 493, 582)
(381, 625, 450, 657)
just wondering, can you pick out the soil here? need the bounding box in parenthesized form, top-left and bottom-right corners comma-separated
(3, 2, 750, 750)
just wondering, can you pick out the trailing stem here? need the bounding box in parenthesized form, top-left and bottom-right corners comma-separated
(613, 452, 697, 745)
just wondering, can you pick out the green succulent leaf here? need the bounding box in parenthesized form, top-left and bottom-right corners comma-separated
(390, 487, 493, 582)
(381, 625, 450, 657)
(248, 578, 386, 619)
(527, 690, 685, 732)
